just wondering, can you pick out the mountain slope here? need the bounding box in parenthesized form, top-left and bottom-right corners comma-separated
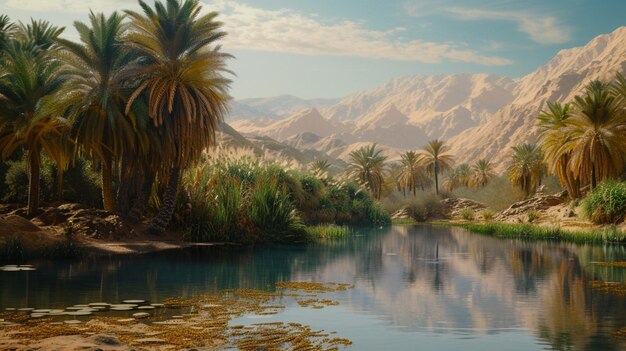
(228, 95, 339, 120)
(448, 26, 626, 171)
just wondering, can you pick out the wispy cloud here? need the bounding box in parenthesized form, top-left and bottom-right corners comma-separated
(446, 7, 571, 44)
(209, 1, 511, 65)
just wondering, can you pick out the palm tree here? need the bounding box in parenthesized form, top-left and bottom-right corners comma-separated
(470, 159, 495, 188)
(347, 144, 387, 200)
(419, 139, 454, 195)
(57, 12, 140, 212)
(0, 21, 68, 216)
(537, 102, 581, 198)
(562, 80, 626, 189)
(0, 15, 14, 52)
(309, 159, 331, 178)
(125, 0, 232, 233)
(507, 143, 544, 197)
(397, 151, 430, 196)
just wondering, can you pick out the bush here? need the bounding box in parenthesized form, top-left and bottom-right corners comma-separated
(407, 194, 442, 222)
(459, 208, 475, 220)
(582, 180, 626, 224)
(177, 159, 389, 243)
(482, 210, 495, 221)
(527, 210, 539, 223)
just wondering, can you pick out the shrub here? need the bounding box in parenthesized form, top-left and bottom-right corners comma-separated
(582, 180, 626, 224)
(527, 210, 539, 223)
(459, 208, 475, 220)
(407, 194, 442, 222)
(482, 210, 495, 221)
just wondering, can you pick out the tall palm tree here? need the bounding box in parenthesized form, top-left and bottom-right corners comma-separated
(470, 159, 495, 188)
(507, 143, 544, 197)
(347, 144, 387, 200)
(309, 159, 331, 178)
(125, 0, 232, 233)
(562, 80, 626, 189)
(397, 151, 430, 196)
(0, 15, 14, 52)
(0, 21, 68, 216)
(419, 139, 454, 195)
(537, 102, 581, 198)
(57, 11, 139, 212)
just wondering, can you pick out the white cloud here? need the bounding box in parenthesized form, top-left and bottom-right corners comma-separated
(446, 7, 571, 44)
(205, 1, 511, 65)
(3, 0, 513, 65)
(4, 0, 130, 13)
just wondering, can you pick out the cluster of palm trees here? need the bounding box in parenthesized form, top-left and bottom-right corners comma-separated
(0, 0, 231, 233)
(443, 159, 496, 193)
(344, 139, 465, 199)
(508, 75, 626, 199)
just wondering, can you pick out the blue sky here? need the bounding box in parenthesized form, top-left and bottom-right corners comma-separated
(1, 0, 625, 99)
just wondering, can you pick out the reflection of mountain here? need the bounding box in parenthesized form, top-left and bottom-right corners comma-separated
(2, 227, 626, 350)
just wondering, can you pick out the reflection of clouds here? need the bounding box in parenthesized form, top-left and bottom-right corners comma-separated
(291, 226, 626, 348)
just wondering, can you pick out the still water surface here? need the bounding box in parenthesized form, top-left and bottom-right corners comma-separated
(3, 225, 626, 350)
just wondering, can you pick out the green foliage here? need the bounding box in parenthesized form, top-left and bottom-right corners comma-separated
(582, 180, 626, 224)
(459, 208, 475, 220)
(481, 210, 495, 221)
(306, 224, 352, 240)
(527, 210, 539, 223)
(1, 156, 101, 207)
(449, 222, 626, 244)
(407, 193, 443, 222)
(178, 160, 390, 243)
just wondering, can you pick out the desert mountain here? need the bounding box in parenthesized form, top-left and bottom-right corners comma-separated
(227, 26, 626, 172)
(448, 26, 626, 171)
(227, 95, 338, 120)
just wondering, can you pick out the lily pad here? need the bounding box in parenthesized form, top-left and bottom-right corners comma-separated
(132, 312, 150, 319)
(64, 320, 82, 324)
(123, 300, 145, 304)
(66, 310, 93, 316)
(137, 306, 155, 310)
(150, 303, 165, 308)
(32, 309, 51, 313)
(18, 308, 34, 311)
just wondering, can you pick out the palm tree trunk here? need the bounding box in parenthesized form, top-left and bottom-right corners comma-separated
(434, 159, 440, 195)
(591, 162, 597, 189)
(56, 166, 63, 201)
(148, 167, 180, 234)
(101, 162, 115, 212)
(116, 159, 132, 215)
(27, 151, 41, 217)
(129, 171, 154, 223)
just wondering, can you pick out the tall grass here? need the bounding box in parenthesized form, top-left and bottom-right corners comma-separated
(306, 224, 352, 240)
(448, 222, 626, 244)
(177, 155, 390, 243)
(582, 180, 626, 224)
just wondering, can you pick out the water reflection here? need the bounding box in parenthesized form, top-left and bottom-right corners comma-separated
(2, 225, 626, 350)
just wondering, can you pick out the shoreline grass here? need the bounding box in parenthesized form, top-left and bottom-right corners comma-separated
(306, 224, 352, 240)
(438, 221, 626, 245)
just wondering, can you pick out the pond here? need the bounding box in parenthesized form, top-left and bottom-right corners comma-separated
(3, 225, 626, 350)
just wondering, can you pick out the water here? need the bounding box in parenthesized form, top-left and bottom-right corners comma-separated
(3, 225, 626, 350)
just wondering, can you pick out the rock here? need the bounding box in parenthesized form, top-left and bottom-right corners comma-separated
(32, 207, 71, 226)
(563, 208, 576, 218)
(1, 215, 41, 233)
(441, 198, 486, 217)
(90, 334, 124, 346)
(497, 191, 568, 220)
(391, 208, 411, 220)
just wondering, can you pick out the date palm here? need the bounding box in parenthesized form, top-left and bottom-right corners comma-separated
(125, 0, 231, 233)
(537, 102, 581, 198)
(507, 143, 544, 197)
(57, 12, 139, 212)
(309, 159, 331, 178)
(347, 144, 387, 200)
(562, 80, 626, 189)
(397, 151, 430, 196)
(470, 159, 495, 188)
(0, 21, 68, 216)
(0, 15, 14, 52)
(419, 139, 454, 195)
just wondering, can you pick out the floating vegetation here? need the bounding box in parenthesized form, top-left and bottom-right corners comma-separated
(589, 280, 626, 297)
(0, 265, 36, 272)
(0, 281, 355, 350)
(276, 282, 354, 293)
(592, 262, 626, 268)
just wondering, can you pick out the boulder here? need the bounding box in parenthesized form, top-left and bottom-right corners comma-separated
(441, 198, 486, 217)
(497, 191, 568, 220)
